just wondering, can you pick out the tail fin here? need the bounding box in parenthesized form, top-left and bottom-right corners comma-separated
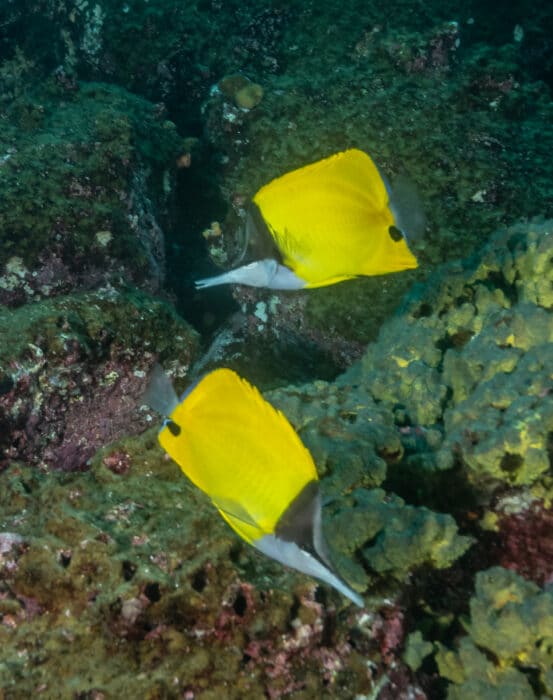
(144, 364, 179, 416)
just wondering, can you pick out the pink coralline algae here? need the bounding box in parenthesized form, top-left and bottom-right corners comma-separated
(209, 582, 258, 642)
(3, 356, 151, 472)
(0, 288, 199, 472)
(370, 604, 406, 665)
(242, 587, 353, 698)
(496, 502, 553, 586)
(102, 450, 132, 476)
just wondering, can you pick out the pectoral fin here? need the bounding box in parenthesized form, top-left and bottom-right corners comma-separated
(213, 496, 259, 528)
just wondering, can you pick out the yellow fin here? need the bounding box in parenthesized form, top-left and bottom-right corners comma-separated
(253, 149, 418, 287)
(158, 369, 318, 544)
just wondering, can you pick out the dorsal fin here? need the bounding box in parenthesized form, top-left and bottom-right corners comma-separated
(144, 364, 179, 416)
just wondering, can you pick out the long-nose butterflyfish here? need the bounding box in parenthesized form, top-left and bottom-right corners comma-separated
(145, 365, 364, 607)
(195, 148, 422, 291)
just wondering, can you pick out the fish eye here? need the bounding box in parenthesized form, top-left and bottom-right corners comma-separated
(388, 225, 404, 242)
(166, 419, 181, 436)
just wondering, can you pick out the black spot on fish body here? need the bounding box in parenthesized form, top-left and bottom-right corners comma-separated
(388, 225, 404, 242)
(166, 419, 181, 436)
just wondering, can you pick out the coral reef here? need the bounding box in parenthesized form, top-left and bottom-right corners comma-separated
(195, 6, 553, 354)
(1, 1, 553, 697)
(3, 0, 552, 366)
(0, 219, 551, 697)
(258, 219, 553, 695)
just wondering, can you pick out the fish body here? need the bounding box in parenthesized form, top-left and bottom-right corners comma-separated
(147, 366, 363, 606)
(196, 148, 419, 290)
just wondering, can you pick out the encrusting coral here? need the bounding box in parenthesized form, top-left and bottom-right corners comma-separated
(340, 219, 553, 491)
(435, 566, 553, 699)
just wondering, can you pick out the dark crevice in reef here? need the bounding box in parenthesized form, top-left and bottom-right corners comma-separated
(482, 269, 519, 306)
(165, 149, 238, 338)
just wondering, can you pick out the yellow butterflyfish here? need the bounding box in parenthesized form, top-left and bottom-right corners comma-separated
(145, 365, 363, 607)
(196, 148, 422, 290)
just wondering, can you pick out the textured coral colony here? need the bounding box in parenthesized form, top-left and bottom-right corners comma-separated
(0, 1, 552, 699)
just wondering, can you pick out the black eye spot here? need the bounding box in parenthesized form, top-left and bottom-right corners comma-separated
(167, 420, 181, 436)
(388, 225, 404, 242)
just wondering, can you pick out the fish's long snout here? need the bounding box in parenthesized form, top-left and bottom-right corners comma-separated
(195, 259, 305, 290)
(195, 261, 274, 289)
(195, 270, 235, 289)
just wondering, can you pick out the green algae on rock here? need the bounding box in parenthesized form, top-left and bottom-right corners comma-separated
(0, 82, 183, 305)
(0, 449, 375, 699)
